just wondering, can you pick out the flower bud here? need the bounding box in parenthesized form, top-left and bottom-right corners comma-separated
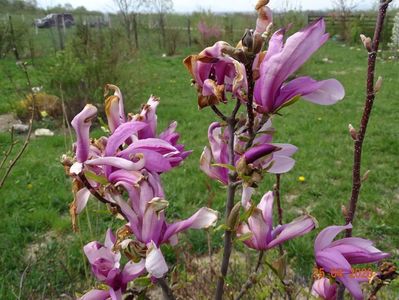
(362, 170, 370, 182)
(360, 34, 372, 52)
(227, 202, 242, 231)
(348, 124, 358, 140)
(374, 76, 383, 93)
(341, 205, 348, 218)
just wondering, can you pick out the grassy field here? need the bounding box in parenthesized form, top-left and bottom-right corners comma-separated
(1, 37, 399, 298)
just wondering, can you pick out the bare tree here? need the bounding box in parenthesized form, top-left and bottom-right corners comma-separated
(151, 0, 173, 49)
(333, 0, 358, 41)
(114, 0, 146, 49)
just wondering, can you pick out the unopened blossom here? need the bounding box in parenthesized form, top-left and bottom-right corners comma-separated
(81, 229, 145, 300)
(253, 19, 345, 114)
(314, 224, 390, 300)
(237, 191, 316, 250)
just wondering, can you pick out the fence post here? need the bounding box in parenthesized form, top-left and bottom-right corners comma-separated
(187, 17, 192, 47)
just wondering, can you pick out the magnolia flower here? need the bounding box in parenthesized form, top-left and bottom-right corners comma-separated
(117, 197, 218, 278)
(200, 121, 298, 185)
(253, 19, 345, 114)
(184, 41, 248, 108)
(68, 89, 191, 215)
(314, 224, 390, 300)
(237, 191, 316, 250)
(81, 229, 145, 300)
(311, 278, 337, 300)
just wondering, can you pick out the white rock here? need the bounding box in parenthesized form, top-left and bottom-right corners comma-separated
(35, 128, 54, 137)
(12, 124, 29, 133)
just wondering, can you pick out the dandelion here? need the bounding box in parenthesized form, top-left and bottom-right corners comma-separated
(298, 176, 306, 182)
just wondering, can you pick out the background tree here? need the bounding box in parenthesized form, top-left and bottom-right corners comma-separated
(151, 0, 173, 49)
(113, 0, 146, 49)
(333, 0, 358, 41)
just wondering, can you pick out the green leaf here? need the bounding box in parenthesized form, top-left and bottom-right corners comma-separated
(134, 277, 152, 287)
(240, 202, 256, 223)
(84, 171, 108, 185)
(211, 163, 236, 172)
(214, 224, 230, 232)
(235, 232, 253, 242)
(274, 95, 301, 113)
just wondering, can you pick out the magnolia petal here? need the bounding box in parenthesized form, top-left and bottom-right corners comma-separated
(247, 208, 269, 250)
(105, 95, 121, 133)
(241, 186, 254, 207)
(244, 144, 278, 164)
(145, 242, 168, 278)
(275, 76, 345, 109)
(105, 121, 148, 156)
(338, 274, 364, 300)
(267, 155, 296, 174)
(316, 248, 352, 274)
(267, 215, 316, 249)
(257, 191, 274, 243)
(108, 169, 144, 186)
(86, 157, 145, 172)
(311, 278, 337, 300)
(329, 237, 390, 264)
(70, 162, 83, 175)
(79, 289, 110, 300)
(109, 288, 122, 300)
(122, 259, 146, 284)
(115, 198, 141, 239)
(314, 223, 352, 253)
(199, 146, 228, 185)
(255, 4, 273, 35)
(120, 148, 172, 173)
(162, 207, 218, 243)
(71, 104, 97, 163)
(75, 188, 90, 214)
(104, 228, 116, 249)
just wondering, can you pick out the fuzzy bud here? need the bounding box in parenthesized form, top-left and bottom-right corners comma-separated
(362, 170, 370, 182)
(341, 205, 348, 218)
(374, 76, 383, 93)
(360, 34, 372, 52)
(348, 124, 358, 140)
(227, 202, 242, 231)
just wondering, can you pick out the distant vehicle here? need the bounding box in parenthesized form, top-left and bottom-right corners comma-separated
(34, 13, 74, 29)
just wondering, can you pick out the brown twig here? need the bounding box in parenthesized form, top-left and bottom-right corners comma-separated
(157, 277, 176, 300)
(0, 63, 35, 189)
(78, 173, 128, 220)
(211, 105, 228, 122)
(338, 1, 393, 299)
(0, 127, 17, 171)
(235, 251, 264, 300)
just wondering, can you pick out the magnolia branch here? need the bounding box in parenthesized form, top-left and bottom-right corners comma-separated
(215, 99, 240, 300)
(338, 1, 393, 299)
(344, 0, 392, 238)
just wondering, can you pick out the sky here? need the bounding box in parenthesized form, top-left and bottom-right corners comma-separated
(37, 0, 379, 13)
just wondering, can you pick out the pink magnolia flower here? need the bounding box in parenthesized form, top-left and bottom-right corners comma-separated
(184, 41, 248, 108)
(311, 278, 337, 300)
(237, 191, 316, 250)
(81, 229, 145, 300)
(314, 224, 390, 300)
(200, 121, 298, 185)
(117, 196, 218, 278)
(253, 19, 345, 114)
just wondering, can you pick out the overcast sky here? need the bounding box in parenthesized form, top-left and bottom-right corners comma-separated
(37, 0, 381, 13)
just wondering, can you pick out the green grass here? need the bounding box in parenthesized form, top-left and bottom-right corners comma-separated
(1, 40, 398, 298)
